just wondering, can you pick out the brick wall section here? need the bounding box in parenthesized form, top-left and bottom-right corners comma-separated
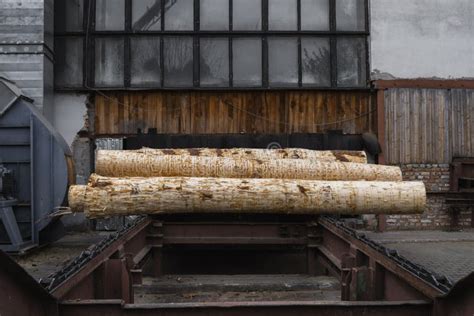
(381, 164, 472, 230)
(401, 164, 450, 192)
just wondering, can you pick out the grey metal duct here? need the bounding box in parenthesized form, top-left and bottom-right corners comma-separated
(0, 77, 74, 253)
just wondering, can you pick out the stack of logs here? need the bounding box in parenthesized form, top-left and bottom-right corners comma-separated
(68, 148, 426, 218)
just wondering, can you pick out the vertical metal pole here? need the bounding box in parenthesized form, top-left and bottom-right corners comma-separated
(329, 0, 337, 88)
(86, 0, 97, 87)
(193, 0, 200, 87)
(262, 0, 268, 88)
(229, 0, 233, 87)
(160, 0, 165, 87)
(297, 0, 302, 87)
(124, 0, 132, 87)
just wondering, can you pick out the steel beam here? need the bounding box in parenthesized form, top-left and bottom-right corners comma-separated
(58, 300, 431, 316)
(374, 79, 474, 89)
(318, 217, 444, 300)
(161, 221, 310, 246)
(51, 217, 151, 299)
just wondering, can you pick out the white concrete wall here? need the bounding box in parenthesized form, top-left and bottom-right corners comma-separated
(370, 0, 474, 79)
(52, 93, 88, 146)
(53, 92, 91, 229)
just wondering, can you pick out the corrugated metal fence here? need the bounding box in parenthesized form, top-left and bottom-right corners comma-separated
(385, 88, 473, 164)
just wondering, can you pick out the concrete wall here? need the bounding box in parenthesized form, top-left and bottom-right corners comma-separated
(53, 93, 89, 146)
(370, 0, 474, 79)
(52, 92, 92, 229)
(52, 92, 92, 185)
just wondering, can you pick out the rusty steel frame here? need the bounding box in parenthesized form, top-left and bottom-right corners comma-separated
(50, 216, 151, 300)
(58, 300, 432, 316)
(2, 215, 473, 316)
(373, 79, 474, 90)
(316, 217, 445, 300)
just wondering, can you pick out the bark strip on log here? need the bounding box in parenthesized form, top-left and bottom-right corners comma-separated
(133, 148, 368, 164)
(95, 151, 401, 181)
(69, 174, 426, 218)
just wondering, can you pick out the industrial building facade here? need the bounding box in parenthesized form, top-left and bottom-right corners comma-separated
(1, 0, 473, 230)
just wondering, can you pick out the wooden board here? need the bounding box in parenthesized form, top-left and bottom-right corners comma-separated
(94, 90, 376, 136)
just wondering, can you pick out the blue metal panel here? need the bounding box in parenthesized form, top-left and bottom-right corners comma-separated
(0, 79, 73, 252)
(0, 128, 30, 145)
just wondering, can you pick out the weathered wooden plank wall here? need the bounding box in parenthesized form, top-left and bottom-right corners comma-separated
(385, 88, 474, 164)
(94, 91, 376, 136)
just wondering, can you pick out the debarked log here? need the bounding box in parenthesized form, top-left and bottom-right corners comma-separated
(95, 151, 401, 181)
(133, 148, 368, 164)
(69, 175, 426, 218)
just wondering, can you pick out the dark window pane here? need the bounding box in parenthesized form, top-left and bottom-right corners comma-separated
(337, 37, 366, 87)
(302, 38, 330, 86)
(233, 38, 262, 87)
(132, 0, 162, 31)
(336, 0, 365, 31)
(200, 38, 229, 87)
(96, 0, 125, 30)
(165, 0, 193, 30)
(55, 0, 83, 32)
(55, 37, 83, 87)
(131, 37, 161, 87)
(268, 37, 298, 87)
(95, 38, 124, 87)
(269, 0, 297, 30)
(301, 0, 329, 30)
(233, 0, 261, 30)
(164, 37, 193, 87)
(201, 0, 229, 30)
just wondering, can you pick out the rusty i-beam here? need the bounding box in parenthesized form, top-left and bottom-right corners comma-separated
(1, 215, 473, 316)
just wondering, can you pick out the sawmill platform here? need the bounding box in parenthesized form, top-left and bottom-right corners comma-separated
(2, 216, 472, 316)
(364, 229, 474, 284)
(14, 231, 110, 281)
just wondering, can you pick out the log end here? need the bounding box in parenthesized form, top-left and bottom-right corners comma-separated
(68, 185, 87, 213)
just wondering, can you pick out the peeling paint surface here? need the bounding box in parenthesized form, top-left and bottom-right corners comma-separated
(371, 0, 474, 79)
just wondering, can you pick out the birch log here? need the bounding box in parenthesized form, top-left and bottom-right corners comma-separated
(68, 175, 426, 218)
(134, 148, 368, 164)
(95, 151, 401, 181)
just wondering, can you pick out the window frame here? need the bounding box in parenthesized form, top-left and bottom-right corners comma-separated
(54, 0, 370, 90)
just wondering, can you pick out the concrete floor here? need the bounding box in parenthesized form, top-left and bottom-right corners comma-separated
(364, 229, 474, 283)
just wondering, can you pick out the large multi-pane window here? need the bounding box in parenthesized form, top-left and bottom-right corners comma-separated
(54, 0, 368, 89)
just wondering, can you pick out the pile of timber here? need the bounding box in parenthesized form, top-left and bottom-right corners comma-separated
(68, 148, 426, 218)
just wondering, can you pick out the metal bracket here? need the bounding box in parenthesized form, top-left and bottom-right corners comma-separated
(0, 199, 29, 252)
